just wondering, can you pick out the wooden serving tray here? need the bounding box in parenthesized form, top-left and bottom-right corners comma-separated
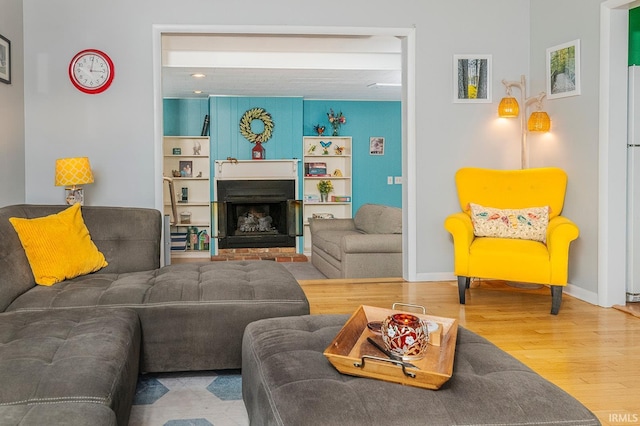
(323, 305, 458, 390)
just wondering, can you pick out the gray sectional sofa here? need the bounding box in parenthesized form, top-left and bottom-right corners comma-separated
(0, 204, 310, 425)
(309, 203, 402, 278)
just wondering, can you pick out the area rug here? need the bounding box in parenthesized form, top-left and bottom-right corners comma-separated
(128, 370, 248, 426)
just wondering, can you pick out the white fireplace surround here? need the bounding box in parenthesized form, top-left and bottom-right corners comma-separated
(214, 159, 300, 181)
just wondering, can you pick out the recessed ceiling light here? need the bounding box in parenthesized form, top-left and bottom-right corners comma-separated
(194, 90, 203, 94)
(191, 73, 206, 78)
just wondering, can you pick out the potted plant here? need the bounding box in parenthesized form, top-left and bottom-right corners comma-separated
(317, 180, 333, 202)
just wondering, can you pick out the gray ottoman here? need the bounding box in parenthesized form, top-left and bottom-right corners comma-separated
(242, 315, 600, 426)
(0, 308, 140, 426)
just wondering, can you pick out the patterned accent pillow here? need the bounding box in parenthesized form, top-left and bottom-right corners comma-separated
(469, 203, 549, 242)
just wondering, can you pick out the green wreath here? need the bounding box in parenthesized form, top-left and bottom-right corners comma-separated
(239, 107, 274, 143)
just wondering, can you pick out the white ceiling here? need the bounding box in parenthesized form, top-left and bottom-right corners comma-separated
(161, 34, 402, 101)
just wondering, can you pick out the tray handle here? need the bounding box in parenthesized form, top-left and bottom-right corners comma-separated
(392, 302, 426, 314)
(354, 355, 417, 378)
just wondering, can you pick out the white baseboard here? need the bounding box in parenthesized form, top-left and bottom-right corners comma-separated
(412, 272, 456, 282)
(564, 283, 599, 306)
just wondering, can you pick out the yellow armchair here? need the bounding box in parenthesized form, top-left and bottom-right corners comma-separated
(444, 167, 579, 314)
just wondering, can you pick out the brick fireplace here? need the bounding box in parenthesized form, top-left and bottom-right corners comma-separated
(216, 179, 296, 249)
(213, 160, 304, 261)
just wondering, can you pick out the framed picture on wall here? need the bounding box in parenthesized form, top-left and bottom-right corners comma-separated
(546, 39, 581, 99)
(370, 137, 384, 155)
(179, 160, 193, 178)
(453, 54, 492, 103)
(0, 34, 11, 84)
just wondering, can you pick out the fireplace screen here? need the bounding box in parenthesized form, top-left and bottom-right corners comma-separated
(215, 180, 302, 249)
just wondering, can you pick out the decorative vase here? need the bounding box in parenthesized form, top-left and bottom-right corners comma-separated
(381, 313, 429, 361)
(320, 192, 329, 202)
(332, 125, 339, 136)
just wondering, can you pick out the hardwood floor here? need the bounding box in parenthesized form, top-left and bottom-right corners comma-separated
(298, 277, 640, 426)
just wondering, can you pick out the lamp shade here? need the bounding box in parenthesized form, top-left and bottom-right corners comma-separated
(527, 111, 551, 132)
(55, 157, 94, 187)
(498, 97, 520, 117)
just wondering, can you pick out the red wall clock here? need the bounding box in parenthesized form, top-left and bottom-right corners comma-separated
(68, 49, 115, 94)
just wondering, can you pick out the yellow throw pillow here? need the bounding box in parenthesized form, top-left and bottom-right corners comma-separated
(9, 203, 108, 286)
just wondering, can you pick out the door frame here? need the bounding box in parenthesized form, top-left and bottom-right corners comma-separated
(599, 0, 640, 306)
(152, 25, 418, 280)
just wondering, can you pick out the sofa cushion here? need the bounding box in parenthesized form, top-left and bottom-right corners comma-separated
(0, 308, 140, 426)
(0, 204, 162, 313)
(353, 204, 402, 234)
(0, 403, 117, 426)
(8, 203, 108, 286)
(469, 203, 549, 242)
(311, 229, 362, 261)
(7, 261, 304, 309)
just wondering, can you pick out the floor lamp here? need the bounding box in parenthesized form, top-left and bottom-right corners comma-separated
(498, 75, 551, 169)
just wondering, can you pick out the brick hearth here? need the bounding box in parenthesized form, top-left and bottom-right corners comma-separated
(212, 247, 308, 262)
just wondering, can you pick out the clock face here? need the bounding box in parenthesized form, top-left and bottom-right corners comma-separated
(68, 49, 114, 94)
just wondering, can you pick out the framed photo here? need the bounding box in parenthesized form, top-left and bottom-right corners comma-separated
(370, 137, 384, 155)
(546, 39, 581, 99)
(0, 34, 10, 84)
(179, 160, 192, 177)
(453, 54, 492, 103)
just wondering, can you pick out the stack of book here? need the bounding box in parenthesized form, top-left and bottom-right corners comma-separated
(304, 162, 330, 177)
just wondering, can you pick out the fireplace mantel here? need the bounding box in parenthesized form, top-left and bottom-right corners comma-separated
(215, 159, 300, 180)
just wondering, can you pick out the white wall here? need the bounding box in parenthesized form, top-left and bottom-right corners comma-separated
(0, 0, 24, 207)
(20, 0, 606, 301)
(412, 1, 530, 279)
(530, 0, 604, 298)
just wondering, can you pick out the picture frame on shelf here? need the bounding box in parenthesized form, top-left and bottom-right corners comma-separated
(179, 160, 193, 178)
(370, 137, 385, 155)
(546, 39, 581, 99)
(0, 34, 11, 85)
(453, 54, 492, 103)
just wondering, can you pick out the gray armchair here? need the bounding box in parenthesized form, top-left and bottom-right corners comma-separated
(309, 204, 402, 279)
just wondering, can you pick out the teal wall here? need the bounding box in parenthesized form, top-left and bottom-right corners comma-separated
(163, 99, 209, 136)
(631, 7, 640, 65)
(303, 100, 402, 211)
(209, 97, 304, 160)
(163, 97, 402, 212)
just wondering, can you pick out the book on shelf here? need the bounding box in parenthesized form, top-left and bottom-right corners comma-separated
(305, 174, 332, 177)
(331, 195, 351, 202)
(304, 162, 327, 176)
(201, 114, 210, 136)
(170, 232, 187, 251)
